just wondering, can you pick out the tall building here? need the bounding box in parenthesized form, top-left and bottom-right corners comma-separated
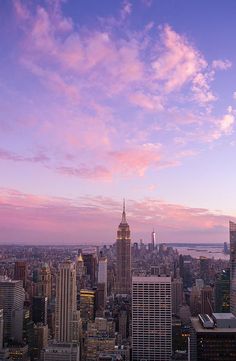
(83, 253, 97, 288)
(151, 229, 156, 250)
(200, 286, 214, 315)
(214, 269, 230, 313)
(76, 253, 84, 293)
(32, 296, 48, 325)
(80, 289, 96, 326)
(0, 309, 3, 351)
(199, 257, 210, 285)
(132, 275, 172, 361)
(172, 278, 183, 315)
(116, 200, 131, 295)
(0, 278, 25, 343)
(40, 264, 52, 301)
(190, 313, 236, 361)
(55, 261, 79, 343)
(98, 256, 107, 296)
(14, 261, 27, 289)
(230, 221, 236, 315)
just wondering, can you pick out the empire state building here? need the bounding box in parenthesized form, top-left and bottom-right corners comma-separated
(116, 200, 131, 295)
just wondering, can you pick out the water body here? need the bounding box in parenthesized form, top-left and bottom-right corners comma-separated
(173, 244, 229, 260)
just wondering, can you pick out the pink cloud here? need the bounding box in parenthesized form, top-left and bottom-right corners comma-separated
(129, 92, 163, 111)
(0, 188, 233, 244)
(109, 143, 162, 176)
(212, 59, 232, 70)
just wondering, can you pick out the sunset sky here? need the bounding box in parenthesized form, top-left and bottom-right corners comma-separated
(1, 0, 236, 244)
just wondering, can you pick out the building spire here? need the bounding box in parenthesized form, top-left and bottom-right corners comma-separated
(121, 198, 127, 224)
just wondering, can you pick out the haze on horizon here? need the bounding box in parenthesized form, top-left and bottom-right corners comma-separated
(0, 0, 236, 245)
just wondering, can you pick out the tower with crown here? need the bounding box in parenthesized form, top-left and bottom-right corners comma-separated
(116, 200, 131, 295)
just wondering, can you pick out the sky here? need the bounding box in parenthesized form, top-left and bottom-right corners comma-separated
(0, 0, 236, 245)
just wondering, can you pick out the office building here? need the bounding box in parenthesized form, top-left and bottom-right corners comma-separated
(0, 278, 25, 343)
(83, 253, 97, 288)
(116, 200, 131, 295)
(98, 256, 107, 297)
(32, 296, 48, 325)
(230, 221, 236, 315)
(200, 286, 214, 315)
(190, 313, 236, 361)
(132, 275, 172, 361)
(14, 261, 27, 289)
(172, 278, 183, 315)
(214, 269, 230, 312)
(80, 289, 95, 325)
(55, 261, 79, 343)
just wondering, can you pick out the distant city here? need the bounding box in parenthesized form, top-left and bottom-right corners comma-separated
(0, 204, 235, 361)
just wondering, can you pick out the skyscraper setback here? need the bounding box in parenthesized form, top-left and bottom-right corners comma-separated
(116, 200, 131, 295)
(230, 221, 236, 315)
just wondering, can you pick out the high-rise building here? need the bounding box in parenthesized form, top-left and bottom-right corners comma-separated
(214, 269, 230, 312)
(116, 200, 131, 295)
(83, 253, 97, 288)
(0, 278, 25, 343)
(230, 221, 236, 315)
(76, 253, 84, 293)
(80, 289, 96, 326)
(0, 309, 3, 351)
(190, 313, 236, 361)
(132, 275, 172, 361)
(200, 286, 214, 315)
(40, 264, 52, 301)
(55, 261, 79, 343)
(32, 296, 48, 325)
(172, 278, 183, 315)
(14, 261, 27, 289)
(151, 229, 156, 250)
(98, 256, 107, 296)
(200, 257, 210, 285)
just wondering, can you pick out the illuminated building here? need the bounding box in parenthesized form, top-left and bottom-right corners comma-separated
(116, 200, 131, 295)
(190, 313, 236, 361)
(80, 289, 96, 325)
(230, 221, 236, 315)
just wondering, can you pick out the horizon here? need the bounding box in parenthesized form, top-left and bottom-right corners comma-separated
(1, 1, 236, 244)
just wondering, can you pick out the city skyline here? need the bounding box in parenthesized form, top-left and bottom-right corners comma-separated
(1, 0, 236, 244)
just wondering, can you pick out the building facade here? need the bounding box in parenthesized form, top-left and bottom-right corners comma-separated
(116, 201, 131, 295)
(55, 261, 79, 343)
(230, 221, 236, 315)
(132, 275, 172, 361)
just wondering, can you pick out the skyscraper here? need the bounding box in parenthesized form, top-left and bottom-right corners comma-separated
(132, 275, 172, 361)
(14, 261, 27, 289)
(151, 229, 156, 250)
(230, 221, 236, 315)
(0, 278, 25, 343)
(172, 277, 183, 315)
(116, 200, 131, 295)
(55, 261, 79, 343)
(32, 296, 48, 325)
(83, 253, 97, 288)
(98, 256, 107, 290)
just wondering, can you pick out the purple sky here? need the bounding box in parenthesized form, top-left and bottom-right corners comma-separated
(0, 0, 236, 244)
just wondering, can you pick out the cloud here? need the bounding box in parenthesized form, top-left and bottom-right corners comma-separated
(212, 59, 232, 70)
(0, 188, 233, 244)
(2, 0, 232, 182)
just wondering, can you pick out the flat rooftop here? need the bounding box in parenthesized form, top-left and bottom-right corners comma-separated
(191, 317, 236, 333)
